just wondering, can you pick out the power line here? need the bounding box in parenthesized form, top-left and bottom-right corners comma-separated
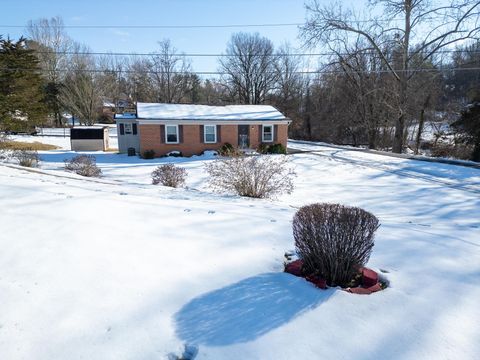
(24, 49, 480, 58)
(0, 17, 419, 30)
(0, 23, 304, 29)
(1, 66, 479, 76)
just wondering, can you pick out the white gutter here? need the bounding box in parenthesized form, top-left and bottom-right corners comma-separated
(136, 119, 292, 125)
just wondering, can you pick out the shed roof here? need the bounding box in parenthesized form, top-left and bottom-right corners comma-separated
(136, 102, 286, 120)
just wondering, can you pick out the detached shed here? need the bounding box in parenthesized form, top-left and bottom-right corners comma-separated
(70, 126, 110, 151)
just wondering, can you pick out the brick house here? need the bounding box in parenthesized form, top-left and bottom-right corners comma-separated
(115, 102, 291, 156)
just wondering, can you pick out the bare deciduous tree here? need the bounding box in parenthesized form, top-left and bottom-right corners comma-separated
(27, 16, 72, 126)
(125, 55, 155, 102)
(27, 16, 71, 82)
(272, 43, 307, 135)
(301, 0, 480, 153)
(60, 43, 102, 125)
(219, 32, 278, 104)
(150, 39, 192, 103)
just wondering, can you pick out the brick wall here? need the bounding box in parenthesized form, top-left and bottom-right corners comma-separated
(276, 124, 288, 145)
(139, 123, 288, 157)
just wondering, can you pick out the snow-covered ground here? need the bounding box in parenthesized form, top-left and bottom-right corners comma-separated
(1, 141, 479, 359)
(8, 130, 118, 151)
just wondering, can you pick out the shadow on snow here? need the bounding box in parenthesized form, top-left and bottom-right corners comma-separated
(174, 272, 332, 346)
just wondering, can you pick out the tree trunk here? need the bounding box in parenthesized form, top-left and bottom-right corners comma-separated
(305, 115, 312, 140)
(415, 108, 425, 155)
(472, 141, 480, 162)
(368, 128, 377, 149)
(393, 112, 405, 153)
(393, 0, 412, 154)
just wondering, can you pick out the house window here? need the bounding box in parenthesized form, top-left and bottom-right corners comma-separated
(124, 123, 132, 134)
(166, 125, 179, 143)
(262, 125, 274, 142)
(204, 125, 217, 143)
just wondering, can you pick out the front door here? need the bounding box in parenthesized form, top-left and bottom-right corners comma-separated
(238, 125, 249, 149)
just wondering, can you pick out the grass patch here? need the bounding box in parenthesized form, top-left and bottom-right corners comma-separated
(0, 141, 60, 151)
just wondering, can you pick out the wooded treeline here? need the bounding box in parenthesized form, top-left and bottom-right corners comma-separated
(1, 0, 479, 159)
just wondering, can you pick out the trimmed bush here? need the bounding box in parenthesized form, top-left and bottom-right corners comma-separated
(267, 143, 287, 154)
(257, 143, 287, 155)
(218, 143, 239, 157)
(12, 149, 39, 167)
(142, 149, 156, 159)
(152, 164, 187, 187)
(205, 155, 295, 198)
(64, 155, 102, 177)
(293, 203, 379, 287)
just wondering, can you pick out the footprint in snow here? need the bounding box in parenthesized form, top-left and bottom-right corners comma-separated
(270, 219, 277, 223)
(184, 209, 191, 212)
(168, 344, 198, 360)
(119, 192, 128, 196)
(208, 210, 215, 214)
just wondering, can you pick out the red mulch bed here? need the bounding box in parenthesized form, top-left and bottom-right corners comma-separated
(284, 259, 385, 295)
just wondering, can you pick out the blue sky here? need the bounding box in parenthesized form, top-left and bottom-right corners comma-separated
(1, 0, 317, 72)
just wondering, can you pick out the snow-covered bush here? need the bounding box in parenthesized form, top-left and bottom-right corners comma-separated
(12, 149, 39, 167)
(206, 155, 295, 198)
(152, 164, 187, 188)
(166, 151, 182, 157)
(64, 155, 102, 177)
(293, 203, 379, 287)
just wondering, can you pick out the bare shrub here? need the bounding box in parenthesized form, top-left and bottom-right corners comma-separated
(206, 155, 295, 198)
(152, 164, 187, 187)
(0, 133, 9, 148)
(293, 203, 380, 287)
(431, 142, 473, 160)
(64, 155, 102, 177)
(12, 149, 40, 167)
(0, 134, 9, 159)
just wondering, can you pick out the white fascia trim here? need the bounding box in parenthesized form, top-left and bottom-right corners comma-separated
(138, 119, 291, 125)
(115, 118, 138, 122)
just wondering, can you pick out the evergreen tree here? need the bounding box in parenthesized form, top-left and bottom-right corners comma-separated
(453, 101, 480, 162)
(0, 36, 47, 132)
